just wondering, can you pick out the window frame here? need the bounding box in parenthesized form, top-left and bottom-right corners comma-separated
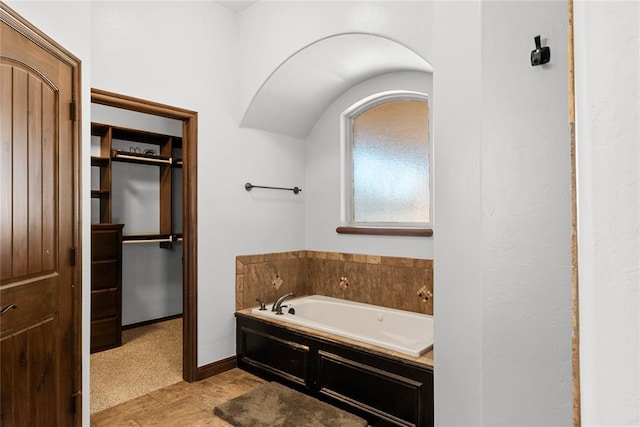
(338, 90, 433, 237)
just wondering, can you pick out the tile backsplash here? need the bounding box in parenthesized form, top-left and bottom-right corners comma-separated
(236, 251, 433, 315)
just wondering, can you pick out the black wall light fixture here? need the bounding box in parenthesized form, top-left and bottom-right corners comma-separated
(531, 35, 550, 66)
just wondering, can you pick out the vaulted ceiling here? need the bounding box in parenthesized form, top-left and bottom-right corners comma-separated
(240, 33, 433, 139)
(217, 1, 258, 14)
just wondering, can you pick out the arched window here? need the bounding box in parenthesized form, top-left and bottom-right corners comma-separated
(339, 91, 431, 235)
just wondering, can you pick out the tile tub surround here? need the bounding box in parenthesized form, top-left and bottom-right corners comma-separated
(236, 251, 433, 315)
(235, 251, 310, 311)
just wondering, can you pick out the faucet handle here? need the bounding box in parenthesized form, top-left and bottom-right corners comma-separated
(275, 305, 288, 315)
(256, 298, 267, 311)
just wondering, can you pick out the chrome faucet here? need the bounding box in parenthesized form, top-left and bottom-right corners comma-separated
(272, 292, 295, 315)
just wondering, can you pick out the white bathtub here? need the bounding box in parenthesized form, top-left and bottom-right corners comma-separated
(251, 295, 433, 357)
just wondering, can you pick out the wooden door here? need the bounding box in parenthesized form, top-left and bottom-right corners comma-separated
(1, 5, 81, 426)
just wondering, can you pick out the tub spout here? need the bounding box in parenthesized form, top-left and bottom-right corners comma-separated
(272, 292, 295, 314)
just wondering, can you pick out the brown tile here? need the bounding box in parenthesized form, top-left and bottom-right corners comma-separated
(149, 382, 229, 414)
(380, 265, 427, 313)
(366, 255, 381, 264)
(235, 275, 244, 292)
(237, 250, 433, 314)
(93, 369, 266, 427)
(352, 253, 368, 264)
(326, 251, 342, 261)
(381, 256, 415, 267)
(135, 396, 223, 426)
(91, 395, 159, 426)
(235, 291, 244, 310)
(241, 257, 307, 309)
(314, 251, 328, 259)
(344, 262, 382, 305)
(248, 254, 265, 264)
(414, 258, 433, 269)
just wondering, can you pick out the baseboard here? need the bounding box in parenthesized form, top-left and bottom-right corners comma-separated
(122, 313, 183, 330)
(196, 356, 237, 381)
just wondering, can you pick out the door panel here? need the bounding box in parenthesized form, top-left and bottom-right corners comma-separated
(1, 9, 79, 426)
(2, 65, 58, 281)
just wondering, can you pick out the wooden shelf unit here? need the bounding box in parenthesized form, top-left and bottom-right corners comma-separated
(90, 122, 182, 244)
(91, 223, 124, 353)
(90, 123, 183, 353)
(91, 123, 114, 223)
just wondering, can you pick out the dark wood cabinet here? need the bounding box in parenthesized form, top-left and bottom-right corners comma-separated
(91, 223, 124, 353)
(236, 314, 433, 427)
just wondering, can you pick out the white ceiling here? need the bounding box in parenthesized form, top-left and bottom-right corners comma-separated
(241, 33, 433, 139)
(217, 1, 258, 14)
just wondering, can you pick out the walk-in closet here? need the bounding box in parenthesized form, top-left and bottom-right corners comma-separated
(89, 100, 184, 412)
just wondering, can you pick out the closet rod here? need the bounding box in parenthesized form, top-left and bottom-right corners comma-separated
(245, 182, 302, 195)
(123, 238, 172, 244)
(114, 153, 172, 165)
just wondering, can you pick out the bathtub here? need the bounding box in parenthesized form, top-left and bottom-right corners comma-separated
(250, 295, 433, 357)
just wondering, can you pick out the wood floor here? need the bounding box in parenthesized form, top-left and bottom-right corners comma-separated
(90, 368, 267, 426)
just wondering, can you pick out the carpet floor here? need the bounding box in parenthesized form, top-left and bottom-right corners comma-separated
(90, 318, 183, 413)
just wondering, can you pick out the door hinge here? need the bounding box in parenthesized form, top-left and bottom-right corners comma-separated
(70, 101, 77, 121)
(70, 247, 77, 266)
(71, 391, 80, 414)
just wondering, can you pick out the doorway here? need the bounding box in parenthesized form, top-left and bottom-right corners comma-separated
(89, 89, 198, 391)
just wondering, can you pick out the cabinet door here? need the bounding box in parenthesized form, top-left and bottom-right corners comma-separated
(318, 351, 427, 426)
(239, 326, 310, 388)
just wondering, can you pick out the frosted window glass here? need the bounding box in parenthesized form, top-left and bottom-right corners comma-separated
(352, 100, 429, 223)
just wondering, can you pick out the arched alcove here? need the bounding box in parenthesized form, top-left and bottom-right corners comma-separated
(240, 33, 433, 139)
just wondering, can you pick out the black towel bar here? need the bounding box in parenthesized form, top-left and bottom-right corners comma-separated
(245, 182, 302, 195)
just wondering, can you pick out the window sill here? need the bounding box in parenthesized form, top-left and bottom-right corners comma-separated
(336, 226, 433, 237)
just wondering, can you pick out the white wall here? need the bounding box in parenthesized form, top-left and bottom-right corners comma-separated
(480, 2, 572, 423)
(89, 1, 307, 367)
(432, 2, 483, 423)
(305, 71, 433, 258)
(575, 2, 640, 425)
(434, 1, 573, 425)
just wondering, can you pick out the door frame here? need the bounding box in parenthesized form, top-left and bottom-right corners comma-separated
(91, 88, 199, 382)
(1, 2, 83, 423)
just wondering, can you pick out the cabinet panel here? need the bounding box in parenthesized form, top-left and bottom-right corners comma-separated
(91, 289, 118, 320)
(91, 260, 118, 290)
(318, 351, 423, 426)
(91, 230, 119, 260)
(239, 326, 309, 387)
(91, 317, 120, 353)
